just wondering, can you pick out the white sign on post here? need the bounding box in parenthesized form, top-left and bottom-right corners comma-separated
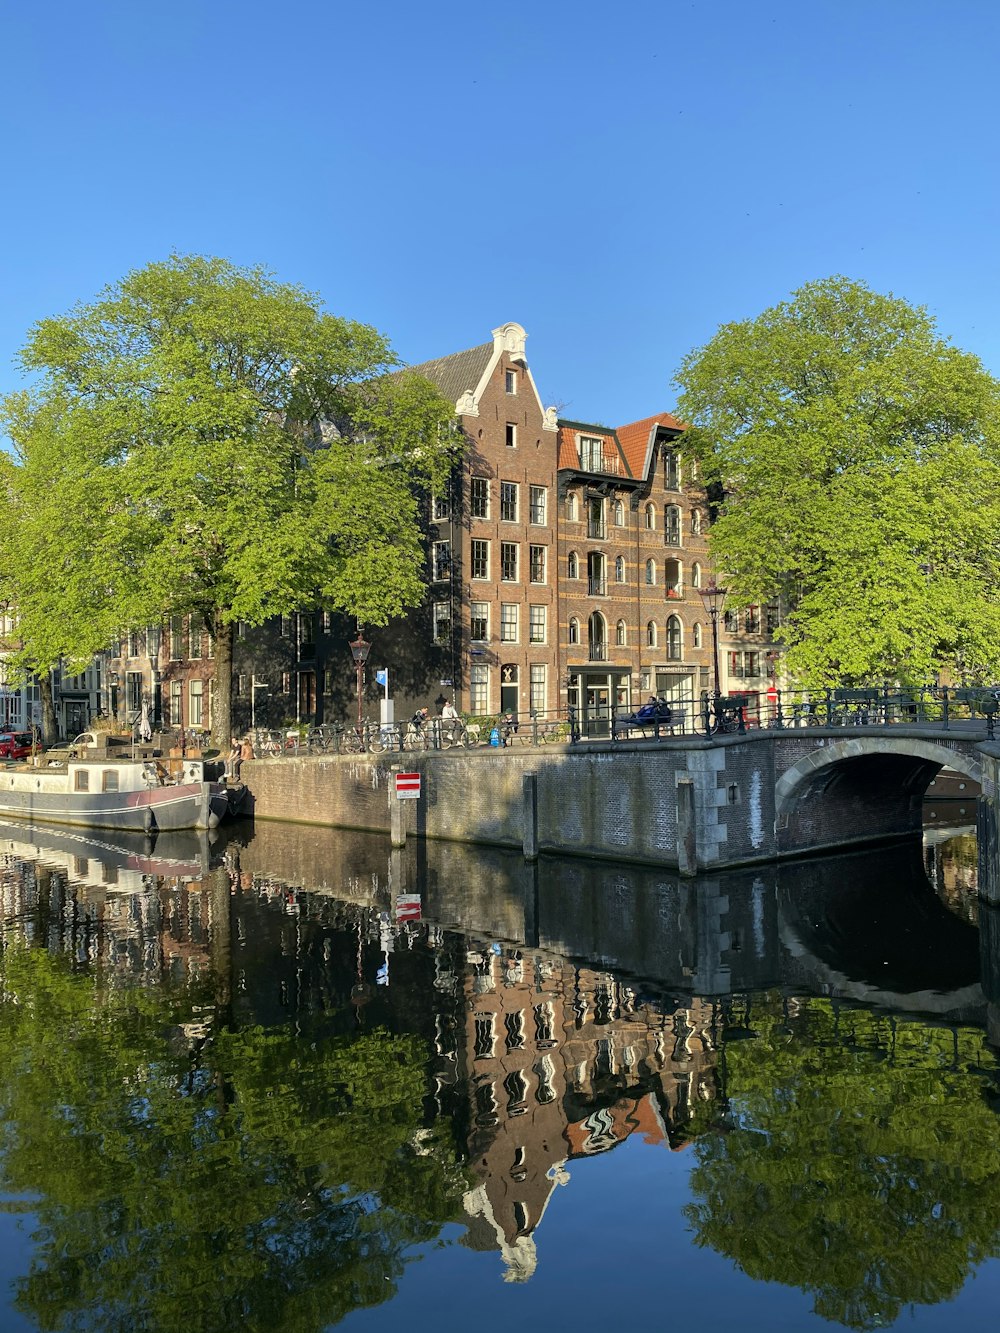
(395, 771, 421, 800)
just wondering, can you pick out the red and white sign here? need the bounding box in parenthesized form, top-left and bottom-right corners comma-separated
(396, 894, 422, 924)
(395, 771, 421, 799)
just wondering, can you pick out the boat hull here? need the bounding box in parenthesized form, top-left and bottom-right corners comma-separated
(0, 779, 226, 832)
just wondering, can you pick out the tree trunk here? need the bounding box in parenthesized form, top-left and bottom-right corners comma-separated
(212, 612, 234, 753)
(38, 670, 57, 746)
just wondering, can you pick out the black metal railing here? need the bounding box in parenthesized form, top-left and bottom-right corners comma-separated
(588, 577, 607, 596)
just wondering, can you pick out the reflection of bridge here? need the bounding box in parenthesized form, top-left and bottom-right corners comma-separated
(246, 721, 991, 873)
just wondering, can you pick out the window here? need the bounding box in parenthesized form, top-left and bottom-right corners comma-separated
(470, 663, 489, 713)
(529, 605, 546, 644)
(431, 541, 451, 581)
(471, 539, 489, 580)
(645, 503, 655, 530)
(102, 770, 119, 792)
(500, 481, 518, 522)
(615, 555, 625, 583)
(432, 494, 449, 521)
(433, 602, 451, 643)
(189, 679, 204, 727)
(667, 615, 682, 660)
(169, 618, 184, 660)
(169, 681, 182, 726)
(127, 631, 141, 658)
(280, 615, 293, 637)
(665, 558, 682, 597)
(691, 508, 703, 535)
(645, 558, 656, 586)
(529, 485, 547, 524)
(470, 476, 489, 519)
(566, 492, 578, 521)
(692, 562, 702, 590)
(724, 609, 739, 633)
(646, 620, 657, 647)
(693, 622, 703, 648)
(500, 603, 519, 643)
(189, 625, 202, 660)
(579, 435, 603, 471)
(500, 542, 518, 582)
(664, 506, 681, 545)
(568, 617, 580, 645)
(664, 451, 680, 489)
(567, 550, 579, 579)
(470, 601, 489, 642)
(745, 606, 761, 634)
(729, 650, 762, 679)
(529, 545, 546, 583)
(505, 422, 516, 448)
(75, 770, 90, 792)
(612, 498, 624, 526)
(529, 664, 546, 712)
(616, 619, 627, 646)
(505, 368, 517, 394)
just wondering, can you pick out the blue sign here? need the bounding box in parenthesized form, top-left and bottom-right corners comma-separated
(375, 669, 388, 687)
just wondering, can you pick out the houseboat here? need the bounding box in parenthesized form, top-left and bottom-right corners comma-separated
(0, 754, 229, 832)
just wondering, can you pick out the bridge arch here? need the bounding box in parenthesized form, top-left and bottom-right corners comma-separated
(776, 736, 981, 816)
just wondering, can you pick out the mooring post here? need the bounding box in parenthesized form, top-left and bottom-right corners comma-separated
(677, 777, 698, 877)
(390, 768, 405, 847)
(523, 771, 539, 861)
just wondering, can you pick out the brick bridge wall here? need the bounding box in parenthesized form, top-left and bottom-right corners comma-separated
(240, 727, 984, 871)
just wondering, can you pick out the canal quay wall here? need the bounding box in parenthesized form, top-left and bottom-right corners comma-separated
(242, 726, 987, 873)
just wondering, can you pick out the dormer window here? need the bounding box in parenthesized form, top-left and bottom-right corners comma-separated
(579, 436, 603, 471)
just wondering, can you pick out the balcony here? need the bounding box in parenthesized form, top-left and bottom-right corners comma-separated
(663, 528, 681, 547)
(588, 640, 608, 662)
(666, 586, 683, 600)
(587, 518, 607, 540)
(588, 577, 607, 596)
(579, 451, 621, 476)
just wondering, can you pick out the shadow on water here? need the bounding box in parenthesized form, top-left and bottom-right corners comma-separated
(0, 817, 997, 1331)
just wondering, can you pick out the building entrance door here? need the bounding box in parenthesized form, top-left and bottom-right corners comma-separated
(584, 683, 610, 738)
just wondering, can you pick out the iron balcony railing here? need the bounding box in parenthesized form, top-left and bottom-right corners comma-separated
(587, 518, 607, 539)
(588, 577, 607, 596)
(588, 640, 608, 661)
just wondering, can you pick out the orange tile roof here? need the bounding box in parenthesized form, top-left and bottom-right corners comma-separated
(556, 423, 622, 473)
(617, 412, 685, 479)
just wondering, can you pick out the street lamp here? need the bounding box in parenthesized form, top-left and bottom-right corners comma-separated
(698, 581, 728, 701)
(349, 629, 371, 736)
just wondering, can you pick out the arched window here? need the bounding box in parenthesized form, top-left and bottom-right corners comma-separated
(645, 558, 656, 586)
(692, 562, 702, 589)
(616, 619, 627, 646)
(691, 508, 703, 535)
(568, 550, 579, 579)
(664, 505, 681, 545)
(568, 617, 580, 645)
(566, 492, 578, 521)
(665, 558, 682, 598)
(615, 555, 625, 582)
(646, 620, 657, 647)
(588, 612, 606, 660)
(667, 615, 682, 660)
(693, 622, 703, 648)
(644, 503, 656, 530)
(612, 498, 624, 526)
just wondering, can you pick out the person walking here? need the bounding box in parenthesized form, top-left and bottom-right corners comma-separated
(440, 697, 459, 743)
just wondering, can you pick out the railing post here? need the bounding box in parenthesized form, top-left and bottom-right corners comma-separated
(942, 686, 950, 730)
(569, 705, 579, 745)
(531, 710, 539, 745)
(824, 688, 834, 726)
(774, 689, 784, 729)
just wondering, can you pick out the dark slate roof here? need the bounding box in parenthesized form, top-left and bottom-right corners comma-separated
(405, 341, 494, 404)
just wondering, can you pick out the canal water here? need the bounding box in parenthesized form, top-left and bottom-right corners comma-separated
(0, 817, 998, 1332)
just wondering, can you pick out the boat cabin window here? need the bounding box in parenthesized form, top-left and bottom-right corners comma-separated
(102, 770, 119, 792)
(74, 770, 89, 792)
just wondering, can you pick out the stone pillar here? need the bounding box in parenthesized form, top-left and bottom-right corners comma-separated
(523, 772, 538, 861)
(677, 778, 697, 876)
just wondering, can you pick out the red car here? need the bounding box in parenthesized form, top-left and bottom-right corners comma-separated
(0, 732, 34, 761)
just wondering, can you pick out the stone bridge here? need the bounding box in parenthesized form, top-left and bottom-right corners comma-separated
(245, 721, 990, 876)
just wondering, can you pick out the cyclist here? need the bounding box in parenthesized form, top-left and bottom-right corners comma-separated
(440, 698, 460, 744)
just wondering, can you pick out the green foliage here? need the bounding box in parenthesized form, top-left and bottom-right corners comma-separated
(685, 995, 1000, 1328)
(0, 254, 458, 714)
(675, 277, 1000, 685)
(0, 943, 466, 1333)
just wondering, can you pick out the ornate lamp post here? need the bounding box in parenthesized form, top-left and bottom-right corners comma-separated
(349, 629, 371, 736)
(698, 582, 728, 701)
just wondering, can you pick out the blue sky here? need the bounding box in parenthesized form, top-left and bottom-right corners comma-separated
(2, 0, 997, 426)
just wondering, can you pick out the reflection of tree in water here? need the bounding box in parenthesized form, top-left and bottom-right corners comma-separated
(685, 994, 1000, 1329)
(0, 944, 466, 1333)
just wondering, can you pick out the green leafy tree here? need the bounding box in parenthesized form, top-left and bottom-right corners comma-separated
(0, 943, 466, 1333)
(675, 277, 1000, 685)
(686, 996, 1000, 1328)
(0, 255, 458, 747)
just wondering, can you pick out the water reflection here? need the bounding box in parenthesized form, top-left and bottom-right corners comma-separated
(0, 821, 997, 1331)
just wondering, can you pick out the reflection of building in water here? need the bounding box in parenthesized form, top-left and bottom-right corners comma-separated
(453, 943, 719, 1280)
(925, 831, 978, 925)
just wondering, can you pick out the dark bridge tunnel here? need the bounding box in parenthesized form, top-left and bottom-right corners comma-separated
(775, 739, 981, 859)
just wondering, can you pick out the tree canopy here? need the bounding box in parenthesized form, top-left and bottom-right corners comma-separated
(675, 277, 1000, 686)
(0, 254, 458, 744)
